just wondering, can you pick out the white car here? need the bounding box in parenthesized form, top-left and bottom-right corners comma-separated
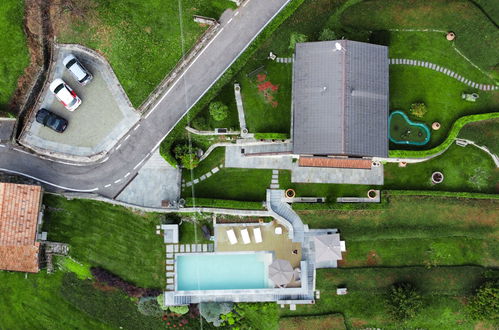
(49, 78, 82, 111)
(63, 54, 93, 85)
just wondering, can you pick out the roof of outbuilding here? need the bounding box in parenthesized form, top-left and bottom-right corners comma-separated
(292, 40, 389, 157)
(0, 183, 42, 273)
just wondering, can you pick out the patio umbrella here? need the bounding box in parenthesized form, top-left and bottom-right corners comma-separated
(313, 234, 342, 264)
(268, 259, 293, 286)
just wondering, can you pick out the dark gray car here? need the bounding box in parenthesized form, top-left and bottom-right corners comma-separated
(35, 108, 68, 133)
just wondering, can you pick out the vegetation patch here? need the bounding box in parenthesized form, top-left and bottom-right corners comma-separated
(279, 313, 346, 330)
(458, 117, 499, 155)
(0, 0, 29, 114)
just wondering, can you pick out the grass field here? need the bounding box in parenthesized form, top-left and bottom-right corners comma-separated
(384, 144, 498, 193)
(298, 194, 499, 267)
(0, 271, 109, 329)
(0, 0, 29, 114)
(458, 118, 499, 155)
(57, 0, 235, 107)
(279, 313, 346, 330)
(183, 168, 271, 201)
(42, 195, 165, 288)
(282, 266, 497, 329)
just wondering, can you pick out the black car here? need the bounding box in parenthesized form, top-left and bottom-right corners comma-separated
(35, 108, 68, 133)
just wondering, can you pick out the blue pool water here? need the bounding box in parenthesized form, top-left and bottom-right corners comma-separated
(176, 253, 271, 291)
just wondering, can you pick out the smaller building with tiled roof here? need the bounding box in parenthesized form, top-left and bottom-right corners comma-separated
(0, 183, 44, 273)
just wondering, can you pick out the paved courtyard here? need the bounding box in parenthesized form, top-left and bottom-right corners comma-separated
(225, 144, 384, 185)
(20, 44, 139, 158)
(0, 118, 15, 142)
(117, 150, 181, 207)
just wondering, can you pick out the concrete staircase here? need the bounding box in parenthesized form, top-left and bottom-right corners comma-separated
(266, 189, 306, 243)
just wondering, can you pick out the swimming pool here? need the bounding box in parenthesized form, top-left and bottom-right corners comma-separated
(176, 252, 272, 291)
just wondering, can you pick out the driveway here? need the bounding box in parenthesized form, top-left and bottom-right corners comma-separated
(0, 0, 292, 198)
(19, 44, 139, 158)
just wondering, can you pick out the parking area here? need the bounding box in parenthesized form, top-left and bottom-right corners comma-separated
(20, 44, 139, 158)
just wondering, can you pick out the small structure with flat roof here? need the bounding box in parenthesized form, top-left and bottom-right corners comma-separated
(161, 224, 179, 244)
(292, 40, 389, 158)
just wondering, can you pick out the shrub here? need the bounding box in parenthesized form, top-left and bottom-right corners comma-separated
(190, 116, 207, 130)
(137, 297, 164, 317)
(289, 32, 308, 49)
(174, 144, 199, 170)
(90, 267, 161, 298)
(209, 101, 229, 121)
(318, 28, 337, 41)
(233, 303, 279, 329)
(409, 103, 427, 118)
(157, 293, 169, 310)
(386, 283, 424, 321)
(467, 280, 499, 320)
(199, 302, 234, 327)
(169, 305, 189, 315)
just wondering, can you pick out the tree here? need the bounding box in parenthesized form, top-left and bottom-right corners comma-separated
(199, 302, 234, 327)
(409, 103, 427, 118)
(137, 297, 163, 317)
(386, 283, 424, 321)
(173, 144, 199, 170)
(289, 32, 308, 49)
(209, 101, 229, 121)
(318, 28, 337, 41)
(467, 281, 499, 320)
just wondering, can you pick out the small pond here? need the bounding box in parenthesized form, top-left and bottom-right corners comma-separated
(389, 111, 430, 145)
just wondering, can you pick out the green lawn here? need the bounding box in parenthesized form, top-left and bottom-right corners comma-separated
(42, 195, 165, 288)
(458, 118, 499, 155)
(384, 144, 498, 193)
(183, 168, 271, 201)
(298, 194, 499, 267)
(0, 0, 29, 114)
(0, 271, 109, 329)
(279, 313, 346, 330)
(389, 66, 498, 149)
(282, 266, 497, 329)
(57, 0, 235, 107)
(183, 146, 225, 181)
(179, 220, 213, 244)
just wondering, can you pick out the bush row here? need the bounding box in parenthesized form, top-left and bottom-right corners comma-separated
(184, 197, 264, 210)
(292, 195, 389, 211)
(386, 190, 499, 200)
(253, 133, 290, 140)
(159, 0, 306, 166)
(389, 112, 499, 158)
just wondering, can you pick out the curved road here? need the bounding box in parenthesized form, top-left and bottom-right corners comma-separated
(0, 0, 290, 198)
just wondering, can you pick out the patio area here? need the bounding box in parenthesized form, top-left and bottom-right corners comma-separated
(215, 221, 302, 269)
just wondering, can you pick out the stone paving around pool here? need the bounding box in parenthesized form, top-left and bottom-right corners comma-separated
(389, 58, 499, 91)
(20, 44, 139, 159)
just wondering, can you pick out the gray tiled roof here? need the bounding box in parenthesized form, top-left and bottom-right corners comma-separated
(292, 40, 389, 157)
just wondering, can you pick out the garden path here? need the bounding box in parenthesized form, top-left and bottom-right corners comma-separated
(389, 58, 498, 91)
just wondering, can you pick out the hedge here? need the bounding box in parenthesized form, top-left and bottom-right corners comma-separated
(387, 190, 499, 200)
(389, 112, 499, 158)
(253, 133, 290, 140)
(185, 197, 265, 210)
(292, 195, 389, 211)
(159, 0, 306, 167)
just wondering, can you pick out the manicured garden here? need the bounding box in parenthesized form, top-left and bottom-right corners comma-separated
(42, 195, 165, 288)
(56, 0, 235, 107)
(0, 0, 29, 115)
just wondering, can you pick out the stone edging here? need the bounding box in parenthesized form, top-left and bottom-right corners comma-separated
(390, 58, 498, 91)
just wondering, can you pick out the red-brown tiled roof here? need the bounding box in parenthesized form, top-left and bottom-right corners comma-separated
(0, 183, 42, 273)
(299, 157, 372, 169)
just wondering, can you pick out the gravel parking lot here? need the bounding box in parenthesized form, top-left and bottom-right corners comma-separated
(20, 44, 139, 158)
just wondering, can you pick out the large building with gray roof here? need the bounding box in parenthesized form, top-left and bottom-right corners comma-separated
(292, 40, 389, 158)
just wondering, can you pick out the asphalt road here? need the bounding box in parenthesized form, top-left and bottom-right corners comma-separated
(0, 0, 291, 198)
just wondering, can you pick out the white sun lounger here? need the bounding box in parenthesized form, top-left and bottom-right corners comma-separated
(241, 228, 251, 244)
(253, 227, 262, 243)
(226, 229, 237, 245)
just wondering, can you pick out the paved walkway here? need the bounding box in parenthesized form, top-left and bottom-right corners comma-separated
(276, 57, 293, 63)
(390, 58, 499, 91)
(455, 138, 499, 167)
(270, 169, 279, 189)
(183, 164, 223, 188)
(234, 83, 248, 135)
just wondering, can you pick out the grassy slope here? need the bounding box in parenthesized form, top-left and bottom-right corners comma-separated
(0, 271, 108, 329)
(58, 0, 235, 107)
(43, 195, 165, 288)
(298, 195, 499, 267)
(184, 146, 225, 180)
(283, 266, 497, 329)
(384, 144, 498, 193)
(183, 168, 271, 201)
(458, 118, 499, 155)
(0, 0, 29, 112)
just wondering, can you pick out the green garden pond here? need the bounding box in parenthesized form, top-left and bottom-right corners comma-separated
(389, 111, 430, 145)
